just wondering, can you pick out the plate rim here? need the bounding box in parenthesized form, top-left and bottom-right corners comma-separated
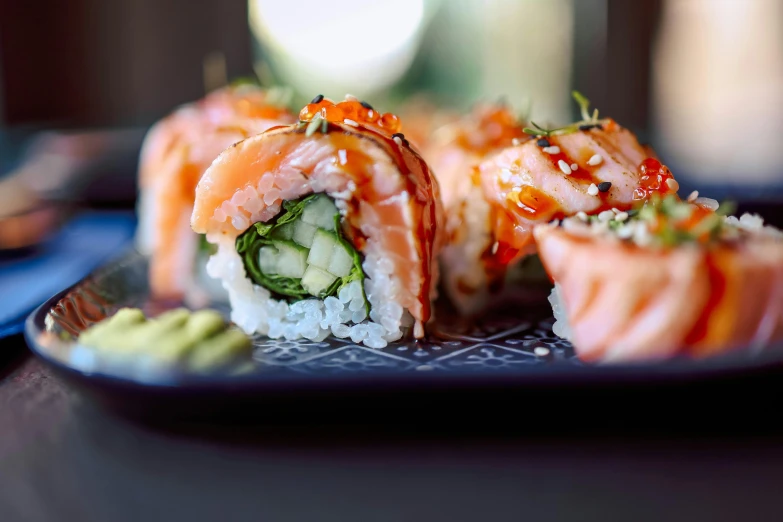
(23, 252, 783, 394)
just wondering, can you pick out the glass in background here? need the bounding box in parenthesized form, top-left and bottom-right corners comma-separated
(249, 0, 576, 123)
(653, 0, 783, 187)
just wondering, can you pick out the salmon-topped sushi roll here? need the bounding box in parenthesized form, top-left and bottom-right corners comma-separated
(137, 85, 296, 300)
(422, 103, 529, 315)
(191, 96, 444, 347)
(441, 92, 680, 314)
(535, 195, 783, 363)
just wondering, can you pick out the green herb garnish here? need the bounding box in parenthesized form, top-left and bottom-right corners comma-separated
(522, 90, 606, 137)
(305, 115, 329, 137)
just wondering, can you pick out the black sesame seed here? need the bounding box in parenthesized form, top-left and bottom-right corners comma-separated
(311, 94, 324, 103)
(578, 124, 593, 131)
(536, 138, 550, 148)
(597, 181, 612, 193)
(596, 123, 604, 130)
(360, 101, 374, 110)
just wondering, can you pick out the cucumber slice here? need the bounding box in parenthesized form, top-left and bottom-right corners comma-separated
(258, 246, 279, 275)
(292, 220, 318, 247)
(272, 222, 294, 240)
(275, 242, 308, 278)
(301, 266, 338, 297)
(327, 243, 353, 278)
(307, 229, 338, 270)
(301, 194, 338, 231)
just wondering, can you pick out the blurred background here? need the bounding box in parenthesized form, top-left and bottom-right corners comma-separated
(1, 0, 783, 208)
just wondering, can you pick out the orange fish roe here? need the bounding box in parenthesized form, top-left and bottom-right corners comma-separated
(299, 96, 402, 136)
(634, 158, 677, 201)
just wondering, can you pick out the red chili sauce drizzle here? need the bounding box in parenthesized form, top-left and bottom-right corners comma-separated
(297, 97, 439, 323)
(683, 252, 727, 346)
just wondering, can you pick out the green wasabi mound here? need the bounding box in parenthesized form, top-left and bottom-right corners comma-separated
(78, 308, 252, 371)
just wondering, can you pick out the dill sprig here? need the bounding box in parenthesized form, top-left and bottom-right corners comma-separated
(522, 121, 573, 138)
(522, 90, 605, 137)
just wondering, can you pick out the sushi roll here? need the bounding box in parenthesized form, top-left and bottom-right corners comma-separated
(422, 102, 529, 315)
(535, 195, 783, 363)
(439, 93, 679, 314)
(137, 85, 296, 300)
(191, 96, 444, 347)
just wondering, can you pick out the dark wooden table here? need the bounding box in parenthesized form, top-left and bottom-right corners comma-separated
(3, 334, 783, 522)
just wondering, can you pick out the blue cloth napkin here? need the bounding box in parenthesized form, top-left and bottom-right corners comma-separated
(0, 211, 136, 338)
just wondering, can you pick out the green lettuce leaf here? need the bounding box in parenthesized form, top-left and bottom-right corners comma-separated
(235, 195, 365, 303)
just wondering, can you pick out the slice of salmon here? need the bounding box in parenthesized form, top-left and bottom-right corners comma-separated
(138, 85, 296, 299)
(191, 122, 444, 329)
(534, 222, 783, 363)
(480, 122, 657, 265)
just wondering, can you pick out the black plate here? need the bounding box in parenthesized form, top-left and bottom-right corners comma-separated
(24, 243, 783, 423)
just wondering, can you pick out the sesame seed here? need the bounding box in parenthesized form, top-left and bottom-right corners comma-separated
(343, 118, 358, 127)
(576, 211, 588, 221)
(695, 197, 720, 211)
(536, 138, 550, 147)
(512, 138, 521, 146)
(344, 93, 358, 101)
(360, 100, 373, 110)
(558, 160, 572, 175)
(570, 163, 578, 171)
(587, 183, 599, 196)
(666, 178, 680, 191)
(597, 181, 612, 192)
(598, 210, 615, 222)
(617, 223, 635, 238)
(416, 364, 434, 371)
(393, 136, 403, 146)
(392, 132, 405, 140)
(579, 123, 602, 131)
(543, 146, 561, 154)
(687, 190, 699, 202)
(633, 224, 652, 246)
(311, 94, 324, 103)
(611, 207, 620, 214)
(615, 211, 629, 222)
(534, 347, 550, 357)
(587, 154, 603, 166)
(491, 242, 499, 254)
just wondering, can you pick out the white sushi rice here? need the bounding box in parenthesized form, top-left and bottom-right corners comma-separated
(135, 189, 157, 256)
(548, 283, 572, 341)
(440, 193, 493, 315)
(206, 236, 406, 349)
